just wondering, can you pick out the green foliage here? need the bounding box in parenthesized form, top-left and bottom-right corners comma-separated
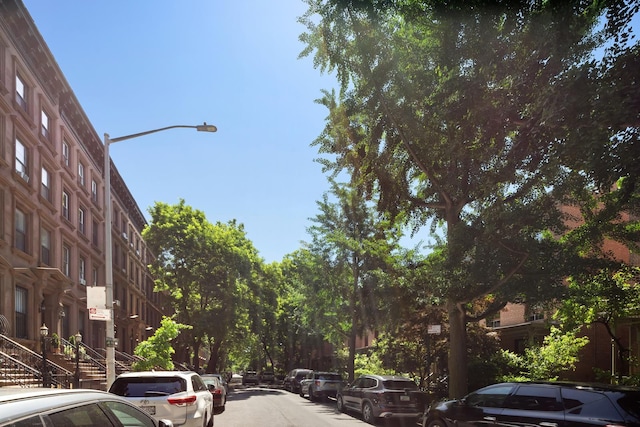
(132, 317, 191, 371)
(499, 326, 589, 381)
(143, 199, 261, 371)
(300, 0, 637, 397)
(354, 350, 395, 378)
(306, 179, 402, 379)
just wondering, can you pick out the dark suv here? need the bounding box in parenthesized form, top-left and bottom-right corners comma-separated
(337, 374, 424, 424)
(283, 368, 312, 393)
(423, 381, 640, 427)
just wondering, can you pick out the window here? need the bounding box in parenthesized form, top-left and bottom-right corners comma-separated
(78, 207, 86, 234)
(62, 140, 70, 167)
(79, 257, 86, 285)
(62, 245, 70, 276)
(15, 72, 27, 111)
(504, 385, 561, 411)
(466, 384, 515, 408)
(15, 137, 29, 181)
(78, 162, 85, 187)
(92, 219, 99, 246)
(91, 179, 98, 203)
(15, 208, 27, 252)
(93, 266, 98, 286)
(48, 402, 114, 427)
(15, 287, 27, 339)
(41, 227, 51, 265)
(41, 109, 50, 140)
(103, 400, 156, 427)
(62, 190, 70, 220)
(41, 166, 51, 201)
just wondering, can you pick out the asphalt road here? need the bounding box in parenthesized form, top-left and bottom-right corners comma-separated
(214, 385, 422, 427)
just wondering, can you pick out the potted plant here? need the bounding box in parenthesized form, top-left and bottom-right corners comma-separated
(50, 333, 60, 353)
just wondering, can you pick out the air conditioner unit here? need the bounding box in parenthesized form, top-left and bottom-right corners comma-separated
(122, 232, 128, 240)
(79, 278, 86, 286)
(18, 170, 30, 183)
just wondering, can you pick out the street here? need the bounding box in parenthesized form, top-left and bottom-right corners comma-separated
(214, 385, 422, 427)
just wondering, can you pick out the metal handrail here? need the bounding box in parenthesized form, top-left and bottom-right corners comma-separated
(0, 351, 41, 387)
(0, 334, 72, 388)
(59, 337, 106, 375)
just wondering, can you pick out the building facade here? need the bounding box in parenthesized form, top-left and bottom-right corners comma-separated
(0, 0, 168, 356)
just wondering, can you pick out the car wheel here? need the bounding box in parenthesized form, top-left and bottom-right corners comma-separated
(299, 387, 305, 398)
(336, 396, 345, 412)
(362, 402, 375, 425)
(427, 419, 447, 427)
(205, 411, 213, 427)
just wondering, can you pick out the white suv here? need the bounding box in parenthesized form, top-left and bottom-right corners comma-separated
(109, 371, 213, 427)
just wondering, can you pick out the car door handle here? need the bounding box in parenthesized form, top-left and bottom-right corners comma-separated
(540, 423, 558, 427)
(483, 417, 496, 422)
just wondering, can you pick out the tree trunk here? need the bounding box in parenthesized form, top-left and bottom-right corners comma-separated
(447, 299, 468, 398)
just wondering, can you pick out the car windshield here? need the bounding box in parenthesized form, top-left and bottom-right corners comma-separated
(110, 377, 186, 397)
(383, 380, 418, 390)
(617, 392, 640, 418)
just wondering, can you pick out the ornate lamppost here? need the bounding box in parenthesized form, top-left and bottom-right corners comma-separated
(40, 324, 49, 388)
(74, 331, 82, 388)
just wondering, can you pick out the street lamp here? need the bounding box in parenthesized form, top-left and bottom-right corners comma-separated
(74, 331, 82, 388)
(39, 323, 49, 388)
(103, 122, 217, 388)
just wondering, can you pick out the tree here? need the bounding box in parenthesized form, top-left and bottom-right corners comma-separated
(500, 326, 589, 382)
(132, 317, 191, 371)
(557, 266, 640, 381)
(307, 180, 401, 381)
(299, 0, 626, 397)
(143, 200, 258, 371)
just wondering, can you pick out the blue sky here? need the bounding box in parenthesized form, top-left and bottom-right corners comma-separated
(24, 1, 340, 263)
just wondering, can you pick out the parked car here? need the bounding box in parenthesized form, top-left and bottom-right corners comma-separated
(299, 371, 345, 401)
(422, 381, 640, 427)
(201, 374, 227, 411)
(207, 373, 229, 394)
(0, 388, 173, 427)
(283, 368, 312, 393)
(260, 370, 275, 384)
(108, 370, 213, 427)
(242, 370, 260, 385)
(337, 374, 423, 424)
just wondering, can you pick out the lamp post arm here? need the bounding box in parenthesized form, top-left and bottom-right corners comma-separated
(107, 123, 217, 144)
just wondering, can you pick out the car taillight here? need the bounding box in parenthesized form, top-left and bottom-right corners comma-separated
(167, 395, 197, 406)
(315, 380, 321, 386)
(212, 389, 222, 395)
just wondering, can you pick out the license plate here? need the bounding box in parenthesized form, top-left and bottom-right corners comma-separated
(400, 395, 410, 401)
(140, 405, 156, 415)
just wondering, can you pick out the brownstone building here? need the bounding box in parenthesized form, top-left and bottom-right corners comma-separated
(0, 0, 168, 357)
(492, 204, 640, 381)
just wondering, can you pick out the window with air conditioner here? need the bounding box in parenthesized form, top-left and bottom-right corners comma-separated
(15, 137, 29, 182)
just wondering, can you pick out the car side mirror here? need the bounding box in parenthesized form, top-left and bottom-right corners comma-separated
(207, 384, 216, 391)
(159, 420, 174, 427)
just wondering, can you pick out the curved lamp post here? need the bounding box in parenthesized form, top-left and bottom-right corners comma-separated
(40, 323, 49, 388)
(74, 331, 82, 388)
(103, 123, 217, 388)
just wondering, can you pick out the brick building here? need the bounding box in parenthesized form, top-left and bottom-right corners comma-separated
(0, 0, 168, 356)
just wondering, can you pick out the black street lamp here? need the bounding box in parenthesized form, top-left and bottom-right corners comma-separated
(39, 324, 49, 388)
(74, 331, 82, 388)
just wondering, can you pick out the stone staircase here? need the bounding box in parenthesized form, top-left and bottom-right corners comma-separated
(0, 334, 139, 390)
